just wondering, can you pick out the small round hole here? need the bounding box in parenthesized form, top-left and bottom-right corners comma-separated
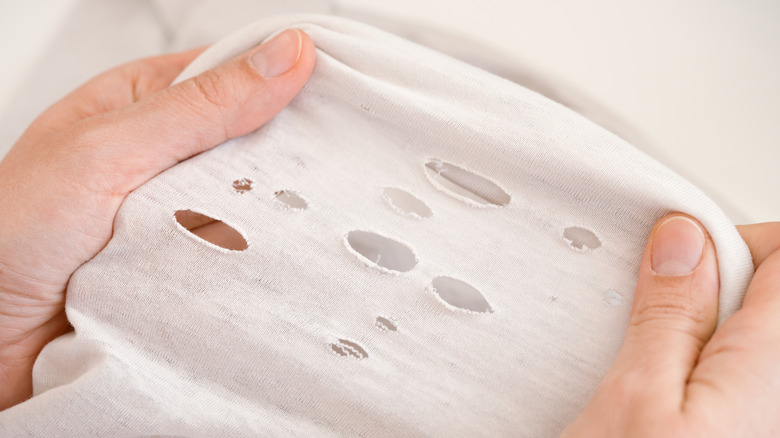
(375, 316, 398, 332)
(563, 226, 602, 251)
(232, 178, 253, 193)
(602, 290, 623, 306)
(275, 190, 308, 209)
(330, 339, 368, 359)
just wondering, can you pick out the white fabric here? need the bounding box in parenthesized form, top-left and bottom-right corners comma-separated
(0, 15, 754, 437)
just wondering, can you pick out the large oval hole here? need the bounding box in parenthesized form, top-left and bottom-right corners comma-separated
(382, 187, 433, 218)
(424, 159, 510, 206)
(345, 230, 417, 273)
(174, 210, 248, 251)
(431, 276, 492, 313)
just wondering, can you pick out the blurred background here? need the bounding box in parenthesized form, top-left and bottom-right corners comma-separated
(1, 0, 777, 222)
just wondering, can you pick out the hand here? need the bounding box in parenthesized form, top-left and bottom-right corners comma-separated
(563, 214, 780, 436)
(0, 29, 316, 410)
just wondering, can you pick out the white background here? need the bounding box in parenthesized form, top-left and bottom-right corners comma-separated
(1, 0, 778, 222)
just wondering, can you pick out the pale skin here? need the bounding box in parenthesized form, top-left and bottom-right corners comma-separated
(0, 29, 778, 436)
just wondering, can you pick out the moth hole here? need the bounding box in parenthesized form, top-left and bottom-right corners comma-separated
(330, 339, 368, 359)
(275, 190, 308, 209)
(174, 210, 248, 251)
(232, 178, 253, 193)
(602, 290, 623, 306)
(563, 226, 602, 250)
(424, 158, 510, 206)
(345, 231, 417, 273)
(382, 187, 432, 218)
(431, 276, 492, 313)
(375, 316, 398, 332)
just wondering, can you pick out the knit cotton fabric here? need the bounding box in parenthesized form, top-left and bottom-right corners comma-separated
(0, 15, 754, 437)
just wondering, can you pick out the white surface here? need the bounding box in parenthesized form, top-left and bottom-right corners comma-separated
(0, 0, 79, 112)
(0, 0, 778, 222)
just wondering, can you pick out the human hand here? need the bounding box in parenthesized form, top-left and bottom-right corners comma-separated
(562, 214, 780, 436)
(0, 29, 316, 410)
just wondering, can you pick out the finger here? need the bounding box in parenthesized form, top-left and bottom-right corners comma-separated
(732, 223, 780, 336)
(682, 224, 780, 428)
(736, 222, 780, 268)
(28, 47, 207, 134)
(607, 214, 720, 407)
(69, 28, 315, 193)
(732, 221, 780, 337)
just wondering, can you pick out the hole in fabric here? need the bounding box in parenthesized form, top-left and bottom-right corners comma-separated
(375, 316, 398, 332)
(382, 187, 433, 218)
(330, 339, 368, 359)
(174, 210, 248, 251)
(424, 158, 510, 206)
(232, 178, 253, 193)
(563, 226, 602, 250)
(275, 190, 308, 209)
(345, 231, 417, 273)
(430, 276, 492, 313)
(602, 290, 623, 306)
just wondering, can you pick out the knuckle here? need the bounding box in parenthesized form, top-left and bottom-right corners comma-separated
(176, 69, 238, 141)
(190, 70, 233, 110)
(119, 62, 155, 101)
(632, 284, 708, 328)
(116, 57, 186, 101)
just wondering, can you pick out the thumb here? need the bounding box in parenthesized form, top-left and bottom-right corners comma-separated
(71, 28, 316, 192)
(609, 214, 720, 406)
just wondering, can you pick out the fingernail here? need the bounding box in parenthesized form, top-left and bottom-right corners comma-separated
(652, 216, 706, 276)
(250, 29, 302, 78)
